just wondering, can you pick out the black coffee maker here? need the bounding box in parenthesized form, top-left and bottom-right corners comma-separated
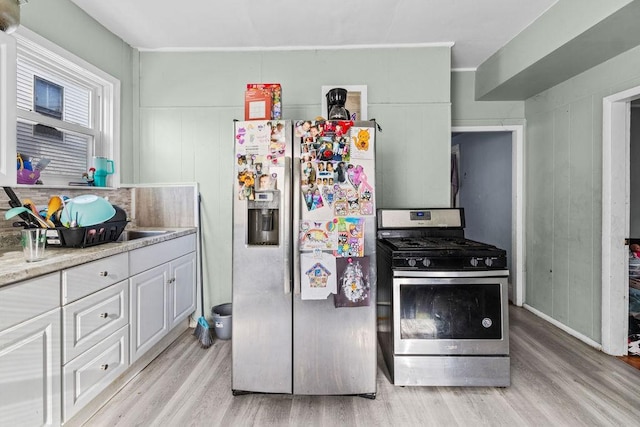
(326, 88, 350, 120)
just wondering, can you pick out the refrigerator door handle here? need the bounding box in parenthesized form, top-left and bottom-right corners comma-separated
(283, 156, 292, 295)
(292, 154, 301, 296)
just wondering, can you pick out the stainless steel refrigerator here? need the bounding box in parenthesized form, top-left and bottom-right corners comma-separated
(232, 119, 377, 397)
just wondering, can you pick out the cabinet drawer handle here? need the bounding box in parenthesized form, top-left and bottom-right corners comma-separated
(99, 271, 109, 277)
(99, 312, 109, 318)
(100, 364, 109, 371)
(168, 278, 176, 284)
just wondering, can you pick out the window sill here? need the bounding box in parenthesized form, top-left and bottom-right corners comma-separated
(14, 184, 118, 190)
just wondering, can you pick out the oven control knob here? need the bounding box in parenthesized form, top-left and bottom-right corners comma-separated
(407, 258, 417, 267)
(470, 257, 479, 267)
(422, 258, 431, 267)
(485, 257, 493, 267)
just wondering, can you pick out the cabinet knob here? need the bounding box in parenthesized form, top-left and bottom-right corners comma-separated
(99, 271, 109, 277)
(99, 312, 109, 318)
(100, 364, 109, 371)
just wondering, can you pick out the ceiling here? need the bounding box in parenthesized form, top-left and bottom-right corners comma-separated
(69, 0, 557, 70)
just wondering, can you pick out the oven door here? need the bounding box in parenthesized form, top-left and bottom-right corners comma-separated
(392, 272, 509, 356)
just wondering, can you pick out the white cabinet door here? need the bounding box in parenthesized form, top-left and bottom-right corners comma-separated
(0, 309, 61, 427)
(129, 264, 170, 363)
(0, 30, 16, 187)
(169, 252, 196, 329)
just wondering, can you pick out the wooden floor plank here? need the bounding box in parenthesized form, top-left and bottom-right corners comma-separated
(84, 306, 640, 427)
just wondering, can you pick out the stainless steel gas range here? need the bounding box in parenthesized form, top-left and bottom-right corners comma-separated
(376, 208, 510, 387)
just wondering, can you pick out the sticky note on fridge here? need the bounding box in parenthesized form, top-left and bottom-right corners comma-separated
(300, 252, 337, 300)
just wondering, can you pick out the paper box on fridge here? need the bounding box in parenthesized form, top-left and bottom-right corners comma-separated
(244, 87, 272, 121)
(246, 83, 282, 120)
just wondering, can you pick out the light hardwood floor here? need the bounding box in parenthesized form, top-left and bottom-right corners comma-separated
(84, 306, 640, 426)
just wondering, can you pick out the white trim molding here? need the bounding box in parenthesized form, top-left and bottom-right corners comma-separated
(524, 304, 602, 350)
(602, 85, 640, 355)
(451, 125, 525, 307)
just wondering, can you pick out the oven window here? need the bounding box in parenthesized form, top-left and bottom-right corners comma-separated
(399, 284, 502, 340)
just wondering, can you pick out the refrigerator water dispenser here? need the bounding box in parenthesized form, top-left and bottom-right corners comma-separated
(247, 190, 280, 245)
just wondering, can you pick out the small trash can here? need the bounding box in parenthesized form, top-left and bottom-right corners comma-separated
(212, 303, 232, 340)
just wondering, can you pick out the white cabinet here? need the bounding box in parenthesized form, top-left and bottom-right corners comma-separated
(169, 252, 197, 329)
(62, 252, 129, 304)
(62, 279, 129, 363)
(62, 326, 128, 421)
(129, 263, 170, 362)
(0, 231, 196, 425)
(0, 274, 61, 427)
(129, 234, 197, 362)
(0, 30, 17, 187)
(61, 257, 130, 423)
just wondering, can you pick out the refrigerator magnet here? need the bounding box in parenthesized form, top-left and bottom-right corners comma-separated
(322, 185, 334, 207)
(334, 256, 370, 308)
(295, 120, 313, 138)
(302, 162, 317, 186)
(334, 217, 364, 257)
(334, 201, 348, 217)
(332, 186, 348, 217)
(300, 252, 337, 300)
(349, 127, 374, 160)
(347, 164, 364, 190)
(243, 121, 272, 156)
(335, 162, 348, 184)
(302, 183, 324, 211)
(235, 126, 247, 146)
(359, 181, 374, 215)
(323, 120, 353, 138)
(311, 187, 324, 210)
(299, 220, 336, 250)
(237, 170, 255, 200)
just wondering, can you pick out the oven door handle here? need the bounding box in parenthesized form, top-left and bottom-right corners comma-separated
(393, 270, 509, 278)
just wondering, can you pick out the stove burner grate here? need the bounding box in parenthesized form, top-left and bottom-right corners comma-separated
(383, 237, 492, 251)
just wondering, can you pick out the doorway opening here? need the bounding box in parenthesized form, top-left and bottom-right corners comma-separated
(451, 125, 524, 306)
(602, 85, 640, 357)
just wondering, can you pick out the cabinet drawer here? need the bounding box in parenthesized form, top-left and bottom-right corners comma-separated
(62, 280, 129, 364)
(62, 252, 129, 304)
(129, 234, 196, 276)
(62, 325, 129, 422)
(0, 273, 60, 331)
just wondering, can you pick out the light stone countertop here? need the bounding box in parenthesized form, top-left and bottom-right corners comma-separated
(0, 227, 197, 287)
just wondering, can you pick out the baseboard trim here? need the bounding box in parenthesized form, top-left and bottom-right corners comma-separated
(523, 304, 602, 350)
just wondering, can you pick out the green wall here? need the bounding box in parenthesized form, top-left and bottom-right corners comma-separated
(476, 0, 636, 100)
(137, 47, 452, 307)
(451, 71, 524, 127)
(524, 43, 640, 342)
(20, 0, 135, 182)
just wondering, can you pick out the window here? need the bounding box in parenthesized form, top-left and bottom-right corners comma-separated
(14, 28, 120, 186)
(33, 76, 63, 119)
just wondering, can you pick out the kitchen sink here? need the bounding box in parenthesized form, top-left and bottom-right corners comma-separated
(116, 230, 174, 242)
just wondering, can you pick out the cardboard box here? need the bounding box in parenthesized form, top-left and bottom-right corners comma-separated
(246, 83, 282, 120)
(244, 88, 272, 121)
